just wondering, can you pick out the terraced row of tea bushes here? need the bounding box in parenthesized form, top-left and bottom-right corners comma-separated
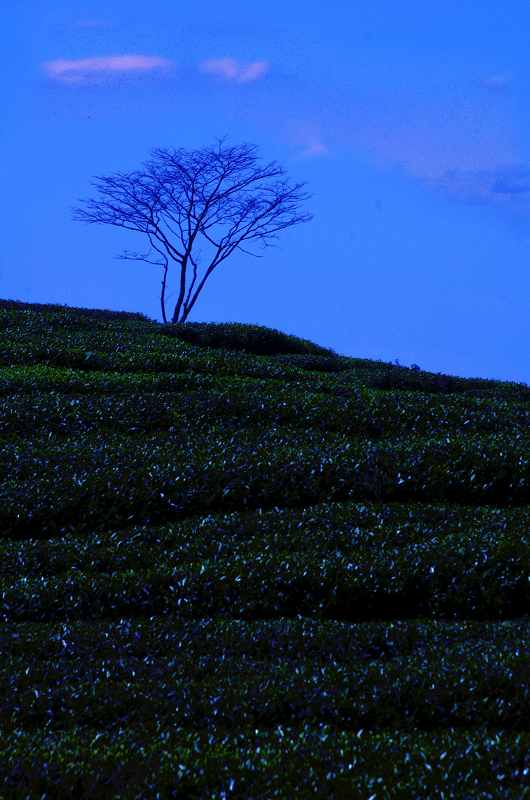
(0, 321, 189, 352)
(2, 613, 526, 665)
(332, 362, 530, 399)
(0, 385, 528, 440)
(4, 336, 529, 399)
(0, 304, 340, 356)
(0, 338, 352, 383)
(0, 365, 363, 399)
(1, 617, 529, 731)
(0, 315, 155, 341)
(0, 330, 172, 361)
(0, 310, 345, 368)
(2, 499, 527, 583)
(1, 722, 527, 798)
(158, 320, 340, 357)
(365, 389, 530, 436)
(1, 426, 529, 540)
(2, 517, 528, 622)
(0, 298, 151, 320)
(0, 388, 374, 439)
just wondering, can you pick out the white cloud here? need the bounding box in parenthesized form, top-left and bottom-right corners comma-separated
(199, 57, 269, 84)
(43, 54, 173, 84)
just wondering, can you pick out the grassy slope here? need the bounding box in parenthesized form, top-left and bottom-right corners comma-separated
(0, 298, 529, 798)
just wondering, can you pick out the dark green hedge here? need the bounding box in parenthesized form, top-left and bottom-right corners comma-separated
(0, 298, 151, 320)
(157, 320, 340, 357)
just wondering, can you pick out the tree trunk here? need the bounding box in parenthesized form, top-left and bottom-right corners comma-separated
(175, 261, 217, 324)
(160, 262, 168, 324)
(179, 305, 191, 323)
(171, 257, 188, 323)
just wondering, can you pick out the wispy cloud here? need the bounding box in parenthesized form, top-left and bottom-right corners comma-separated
(492, 167, 530, 195)
(479, 72, 513, 93)
(43, 54, 173, 84)
(424, 166, 519, 203)
(199, 57, 269, 84)
(286, 121, 329, 159)
(301, 141, 328, 157)
(424, 164, 530, 207)
(339, 91, 524, 212)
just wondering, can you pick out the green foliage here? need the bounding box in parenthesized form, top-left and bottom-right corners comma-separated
(158, 320, 340, 357)
(0, 297, 151, 321)
(0, 299, 529, 797)
(1, 499, 529, 622)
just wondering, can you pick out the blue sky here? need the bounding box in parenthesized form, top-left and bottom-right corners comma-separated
(2, 1, 530, 384)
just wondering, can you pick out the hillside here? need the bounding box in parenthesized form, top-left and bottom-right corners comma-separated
(0, 298, 529, 798)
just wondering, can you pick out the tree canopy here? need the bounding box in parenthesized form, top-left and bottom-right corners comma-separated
(74, 138, 313, 323)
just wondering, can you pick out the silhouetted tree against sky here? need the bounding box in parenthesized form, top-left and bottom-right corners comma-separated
(73, 138, 313, 323)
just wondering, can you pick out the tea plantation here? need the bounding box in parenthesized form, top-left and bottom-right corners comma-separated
(1, 298, 529, 798)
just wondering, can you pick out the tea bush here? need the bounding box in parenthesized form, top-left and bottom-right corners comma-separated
(1, 300, 529, 798)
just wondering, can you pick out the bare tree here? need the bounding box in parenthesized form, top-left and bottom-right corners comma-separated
(73, 137, 313, 324)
